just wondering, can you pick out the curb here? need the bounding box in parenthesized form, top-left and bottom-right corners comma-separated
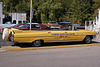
(7, 43, 100, 52)
(0, 46, 19, 53)
(0, 48, 7, 53)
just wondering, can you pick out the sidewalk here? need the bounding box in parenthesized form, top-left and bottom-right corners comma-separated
(0, 46, 20, 52)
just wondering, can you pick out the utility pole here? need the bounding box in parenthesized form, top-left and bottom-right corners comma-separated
(30, 0, 32, 30)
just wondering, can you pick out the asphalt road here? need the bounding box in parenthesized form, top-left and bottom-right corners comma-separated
(0, 46, 100, 67)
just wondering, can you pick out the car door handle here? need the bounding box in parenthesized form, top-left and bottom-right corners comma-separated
(65, 32, 68, 33)
(48, 32, 51, 33)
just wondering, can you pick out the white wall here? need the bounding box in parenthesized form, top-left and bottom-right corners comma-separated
(12, 13, 26, 24)
(98, 9, 100, 28)
(0, 2, 3, 24)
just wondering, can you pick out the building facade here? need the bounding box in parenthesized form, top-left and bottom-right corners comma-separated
(0, 2, 3, 24)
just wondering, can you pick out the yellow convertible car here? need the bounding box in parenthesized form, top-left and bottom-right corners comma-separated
(2, 26, 97, 47)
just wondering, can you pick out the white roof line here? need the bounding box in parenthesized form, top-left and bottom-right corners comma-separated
(27, 23, 38, 24)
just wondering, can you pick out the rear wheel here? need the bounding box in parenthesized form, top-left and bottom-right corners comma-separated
(32, 40, 43, 47)
(83, 36, 92, 44)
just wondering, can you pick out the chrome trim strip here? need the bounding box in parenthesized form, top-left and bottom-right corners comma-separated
(14, 35, 86, 38)
(47, 40, 82, 42)
(14, 36, 55, 38)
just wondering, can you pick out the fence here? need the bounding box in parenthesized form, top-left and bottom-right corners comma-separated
(85, 21, 100, 33)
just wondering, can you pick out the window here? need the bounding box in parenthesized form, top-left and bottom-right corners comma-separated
(41, 25, 50, 29)
(12, 24, 19, 28)
(35, 24, 40, 28)
(17, 25, 25, 28)
(13, 20, 16, 24)
(22, 24, 29, 28)
(18, 21, 22, 24)
(23, 21, 28, 23)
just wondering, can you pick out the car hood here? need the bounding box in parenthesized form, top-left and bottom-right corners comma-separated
(79, 30, 97, 35)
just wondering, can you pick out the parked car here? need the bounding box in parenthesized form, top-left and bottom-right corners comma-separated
(0, 23, 26, 33)
(2, 24, 97, 47)
(2, 23, 51, 40)
(45, 21, 60, 29)
(59, 22, 72, 30)
(17, 23, 51, 30)
(50, 25, 60, 29)
(48, 21, 58, 25)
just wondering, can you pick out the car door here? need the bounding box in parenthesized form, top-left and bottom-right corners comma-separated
(62, 30, 86, 42)
(44, 31, 60, 42)
(46, 30, 69, 42)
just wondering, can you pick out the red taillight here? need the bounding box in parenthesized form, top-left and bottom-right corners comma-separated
(60, 25, 62, 27)
(12, 31, 15, 34)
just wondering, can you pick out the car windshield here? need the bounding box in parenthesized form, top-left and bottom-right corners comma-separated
(22, 24, 29, 28)
(22, 24, 40, 28)
(17, 25, 25, 28)
(41, 25, 51, 29)
(12, 24, 19, 28)
(32, 24, 40, 28)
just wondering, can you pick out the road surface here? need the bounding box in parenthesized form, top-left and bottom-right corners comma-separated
(0, 45, 100, 67)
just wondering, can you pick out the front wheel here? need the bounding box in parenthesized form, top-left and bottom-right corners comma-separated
(83, 36, 92, 44)
(32, 40, 43, 47)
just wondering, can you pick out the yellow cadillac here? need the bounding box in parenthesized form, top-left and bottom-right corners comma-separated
(2, 25, 97, 47)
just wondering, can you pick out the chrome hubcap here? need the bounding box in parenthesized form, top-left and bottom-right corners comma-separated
(86, 37, 91, 43)
(34, 40, 41, 46)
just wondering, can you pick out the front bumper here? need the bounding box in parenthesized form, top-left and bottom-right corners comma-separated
(9, 34, 14, 42)
(93, 35, 96, 39)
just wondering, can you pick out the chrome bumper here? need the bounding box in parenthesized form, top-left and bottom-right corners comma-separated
(9, 34, 14, 42)
(93, 35, 96, 39)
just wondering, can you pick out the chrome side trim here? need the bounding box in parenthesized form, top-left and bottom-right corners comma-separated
(47, 40, 82, 42)
(14, 35, 85, 38)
